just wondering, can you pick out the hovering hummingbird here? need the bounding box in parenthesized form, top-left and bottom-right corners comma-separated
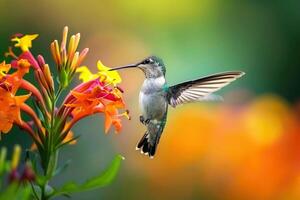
(110, 56, 245, 158)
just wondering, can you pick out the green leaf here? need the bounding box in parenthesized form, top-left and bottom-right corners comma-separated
(51, 155, 124, 198)
(0, 183, 32, 200)
(53, 159, 71, 177)
(45, 184, 54, 197)
(32, 100, 45, 123)
(56, 135, 80, 149)
(31, 184, 41, 200)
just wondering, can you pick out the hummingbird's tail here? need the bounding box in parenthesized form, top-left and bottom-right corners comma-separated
(136, 132, 158, 158)
(136, 118, 167, 158)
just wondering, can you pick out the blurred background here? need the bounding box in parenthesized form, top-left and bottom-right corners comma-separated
(1, 0, 300, 199)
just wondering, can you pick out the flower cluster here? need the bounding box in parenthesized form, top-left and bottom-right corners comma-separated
(0, 27, 128, 198)
(0, 145, 35, 199)
(2, 145, 35, 183)
(0, 27, 129, 199)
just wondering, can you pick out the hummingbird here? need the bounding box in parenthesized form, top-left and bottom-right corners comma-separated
(110, 56, 245, 158)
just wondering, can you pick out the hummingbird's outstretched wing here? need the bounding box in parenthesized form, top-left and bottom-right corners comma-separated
(167, 71, 245, 107)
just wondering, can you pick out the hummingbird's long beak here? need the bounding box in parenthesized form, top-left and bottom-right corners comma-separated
(109, 63, 138, 71)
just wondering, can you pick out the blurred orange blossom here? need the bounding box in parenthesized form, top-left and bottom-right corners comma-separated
(128, 95, 300, 200)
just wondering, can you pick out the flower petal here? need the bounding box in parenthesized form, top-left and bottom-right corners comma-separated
(15, 93, 31, 105)
(76, 66, 99, 82)
(11, 34, 38, 52)
(0, 61, 11, 79)
(97, 60, 122, 85)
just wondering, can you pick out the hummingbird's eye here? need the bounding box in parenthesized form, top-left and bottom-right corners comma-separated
(143, 59, 150, 64)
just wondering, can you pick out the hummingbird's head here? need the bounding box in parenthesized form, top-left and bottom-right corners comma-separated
(138, 56, 166, 78)
(110, 56, 166, 78)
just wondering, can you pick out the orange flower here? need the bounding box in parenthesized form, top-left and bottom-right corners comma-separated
(63, 130, 77, 145)
(63, 79, 128, 134)
(0, 86, 30, 134)
(4, 59, 31, 94)
(128, 95, 300, 200)
(104, 102, 129, 133)
(0, 61, 11, 79)
(65, 89, 105, 121)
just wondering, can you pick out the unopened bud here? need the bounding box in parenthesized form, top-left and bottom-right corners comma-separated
(11, 145, 21, 170)
(21, 164, 35, 182)
(9, 169, 20, 183)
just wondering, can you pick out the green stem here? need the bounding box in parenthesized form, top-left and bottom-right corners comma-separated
(46, 150, 58, 179)
(41, 150, 58, 200)
(47, 86, 62, 168)
(49, 97, 55, 152)
(51, 86, 66, 144)
(30, 181, 40, 200)
(56, 86, 63, 100)
(40, 86, 63, 200)
(41, 183, 48, 200)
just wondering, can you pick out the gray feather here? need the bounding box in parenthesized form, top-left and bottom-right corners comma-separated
(167, 71, 245, 107)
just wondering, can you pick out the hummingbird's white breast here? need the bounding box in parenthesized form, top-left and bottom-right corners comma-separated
(139, 76, 168, 120)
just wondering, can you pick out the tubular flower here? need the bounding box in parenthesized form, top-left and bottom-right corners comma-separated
(50, 26, 89, 88)
(0, 86, 31, 134)
(9, 34, 41, 70)
(63, 77, 129, 133)
(0, 59, 44, 140)
(11, 51, 40, 70)
(0, 27, 129, 188)
(76, 60, 122, 85)
(63, 130, 77, 145)
(104, 102, 130, 133)
(4, 59, 34, 95)
(0, 59, 33, 135)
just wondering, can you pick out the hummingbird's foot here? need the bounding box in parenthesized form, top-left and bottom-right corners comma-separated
(140, 116, 151, 125)
(139, 116, 145, 124)
(144, 119, 151, 125)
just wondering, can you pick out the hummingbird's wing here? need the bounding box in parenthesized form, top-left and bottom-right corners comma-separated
(167, 71, 245, 107)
